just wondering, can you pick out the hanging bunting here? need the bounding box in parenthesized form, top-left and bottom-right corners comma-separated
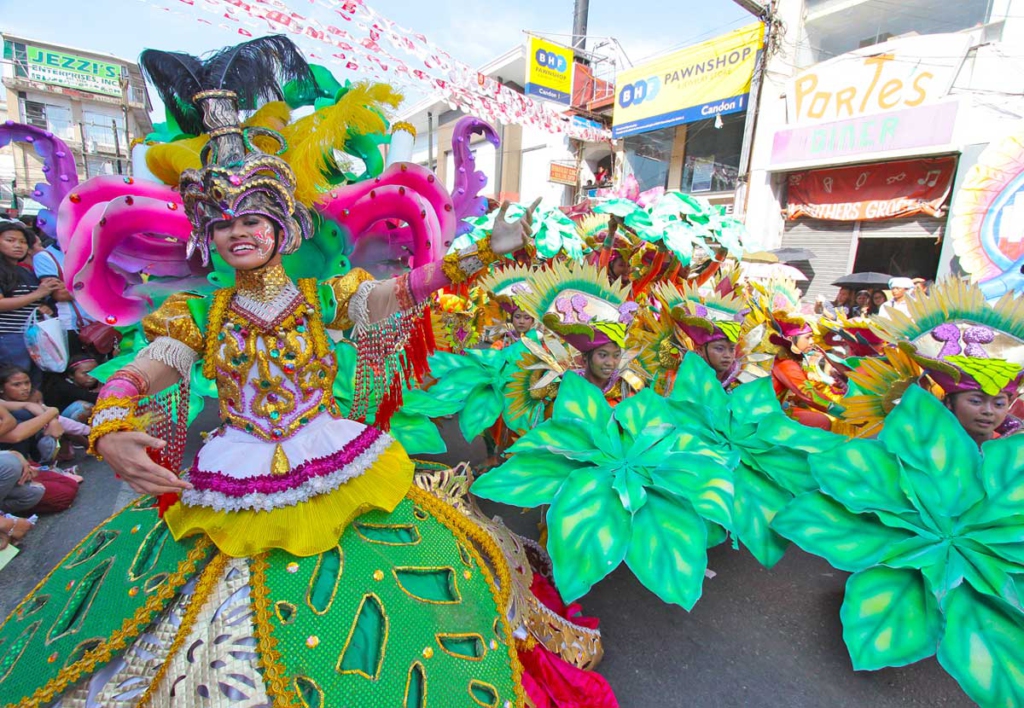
(152, 0, 609, 142)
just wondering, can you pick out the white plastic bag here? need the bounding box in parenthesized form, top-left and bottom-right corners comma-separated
(24, 309, 69, 372)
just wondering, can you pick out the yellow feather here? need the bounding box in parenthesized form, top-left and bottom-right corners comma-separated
(279, 82, 402, 205)
(144, 102, 295, 185)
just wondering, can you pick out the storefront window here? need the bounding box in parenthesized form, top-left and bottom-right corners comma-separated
(681, 113, 744, 194)
(623, 126, 674, 192)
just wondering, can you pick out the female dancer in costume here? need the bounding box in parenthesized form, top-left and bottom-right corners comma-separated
(502, 261, 645, 426)
(0, 37, 614, 708)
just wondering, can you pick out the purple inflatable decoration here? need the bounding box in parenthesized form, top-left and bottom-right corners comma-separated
(0, 122, 79, 239)
(450, 117, 500, 236)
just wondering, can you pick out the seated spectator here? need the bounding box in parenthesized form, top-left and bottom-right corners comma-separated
(33, 236, 101, 358)
(0, 365, 89, 468)
(0, 447, 78, 530)
(0, 220, 59, 387)
(41, 354, 100, 424)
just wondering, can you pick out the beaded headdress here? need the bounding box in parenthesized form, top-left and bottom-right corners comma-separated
(871, 279, 1024, 397)
(139, 36, 317, 265)
(517, 261, 638, 353)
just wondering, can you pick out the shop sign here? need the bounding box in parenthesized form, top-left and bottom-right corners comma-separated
(786, 33, 971, 124)
(23, 45, 124, 97)
(771, 101, 958, 169)
(785, 156, 956, 221)
(549, 163, 579, 186)
(612, 23, 763, 138)
(526, 36, 575, 105)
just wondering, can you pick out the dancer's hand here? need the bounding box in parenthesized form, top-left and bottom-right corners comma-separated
(489, 198, 541, 255)
(96, 432, 192, 495)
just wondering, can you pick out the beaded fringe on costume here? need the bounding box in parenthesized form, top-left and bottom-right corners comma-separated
(350, 305, 435, 428)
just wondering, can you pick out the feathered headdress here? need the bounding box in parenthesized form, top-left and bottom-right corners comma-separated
(655, 272, 748, 348)
(871, 278, 1024, 397)
(140, 36, 319, 264)
(518, 261, 638, 353)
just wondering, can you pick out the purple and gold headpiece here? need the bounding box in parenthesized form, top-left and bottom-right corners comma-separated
(655, 276, 748, 350)
(179, 90, 313, 265)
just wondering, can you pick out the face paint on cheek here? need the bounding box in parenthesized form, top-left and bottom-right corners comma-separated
(252, 228, 275, 257)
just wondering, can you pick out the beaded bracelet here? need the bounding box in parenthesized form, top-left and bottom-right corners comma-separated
(87, 396, 147, 458)
(87, 367, 152, 458)
(441, 236, 499, 285)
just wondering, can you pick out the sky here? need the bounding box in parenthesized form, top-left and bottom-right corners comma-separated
(0, 0, 753, 117)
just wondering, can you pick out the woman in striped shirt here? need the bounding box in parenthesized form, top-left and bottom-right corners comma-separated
(0, 221, 58, 386)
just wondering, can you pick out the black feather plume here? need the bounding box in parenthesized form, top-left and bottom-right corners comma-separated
(201, 36, 315, 111)
(139, 49, 206, 135)
(140, 35, 317, 136)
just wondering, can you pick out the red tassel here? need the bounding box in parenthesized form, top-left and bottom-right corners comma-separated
(157, 493, 179, 518)
(147, 447, 180, 518)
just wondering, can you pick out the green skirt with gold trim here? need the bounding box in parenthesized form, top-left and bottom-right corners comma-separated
(0, 488, 524, 708)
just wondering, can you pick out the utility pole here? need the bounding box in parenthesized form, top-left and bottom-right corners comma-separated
(119, 75, 132, 176)
(572, 0, 590, 54)
(733, 0, 775, 217)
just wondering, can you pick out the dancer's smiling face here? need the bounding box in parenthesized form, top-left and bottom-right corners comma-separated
(211, 215, 281, 270)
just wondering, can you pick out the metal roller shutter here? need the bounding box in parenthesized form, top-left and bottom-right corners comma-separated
(857, 216, 947, 240)
(781, 219, 856, 300)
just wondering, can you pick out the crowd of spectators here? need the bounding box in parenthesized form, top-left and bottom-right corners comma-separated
(0, 217, 110, 551)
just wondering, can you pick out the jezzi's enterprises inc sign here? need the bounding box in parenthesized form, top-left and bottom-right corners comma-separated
(24, 46, 124, 97)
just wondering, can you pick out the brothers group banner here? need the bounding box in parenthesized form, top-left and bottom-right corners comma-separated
(612, 23, 764, 138)
(525, 36, 575, 105)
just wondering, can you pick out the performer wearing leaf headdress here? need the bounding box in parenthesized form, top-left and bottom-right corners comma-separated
(480, 264, 537, 351)
(0, 36, 612, 708)
(762, 308, 845, 430)
(504, 261, 646, 422)
(869, 278, 1024, 445)
(638, 272, 762, 393)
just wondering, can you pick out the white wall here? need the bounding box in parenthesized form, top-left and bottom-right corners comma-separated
(517, 125, 573, 208)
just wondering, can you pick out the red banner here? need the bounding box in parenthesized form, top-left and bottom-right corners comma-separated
(785, 156, 956, 221)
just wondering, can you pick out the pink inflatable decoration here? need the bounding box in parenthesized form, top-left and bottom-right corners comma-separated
(318, 163, 458, 267)
(57, 176, 194, 324)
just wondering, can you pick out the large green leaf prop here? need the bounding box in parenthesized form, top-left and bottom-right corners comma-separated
(473, 372, 735, 608)
(387, 389, 447, 455)
(772, 385, 1024, 707)
(591, 191, 749, 263)
(415, 347, 524, 443)
(666, 355, 842, 567)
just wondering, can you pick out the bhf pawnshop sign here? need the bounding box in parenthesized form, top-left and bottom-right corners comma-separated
(612, 23, 764, 139)
(23, 44, 124, 98)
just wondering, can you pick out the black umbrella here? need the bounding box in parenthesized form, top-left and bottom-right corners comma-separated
(770, 247, 816, 263)
(832, 272, 891, 288)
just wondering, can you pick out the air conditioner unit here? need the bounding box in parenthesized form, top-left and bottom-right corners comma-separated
(85, 140, 98, 154)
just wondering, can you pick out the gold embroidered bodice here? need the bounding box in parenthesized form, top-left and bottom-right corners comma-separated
(203, 279, 341, 441)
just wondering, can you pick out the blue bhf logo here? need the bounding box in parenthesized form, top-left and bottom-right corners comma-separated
(535, 48, 569, 74)
(618, 77, 661, 108)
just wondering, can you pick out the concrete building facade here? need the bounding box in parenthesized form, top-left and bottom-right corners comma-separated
(741, 0, 1024, 298)
(1, 33, 153, 216)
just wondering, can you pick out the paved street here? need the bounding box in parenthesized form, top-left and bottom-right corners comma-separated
(0, 403, 973, 707)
